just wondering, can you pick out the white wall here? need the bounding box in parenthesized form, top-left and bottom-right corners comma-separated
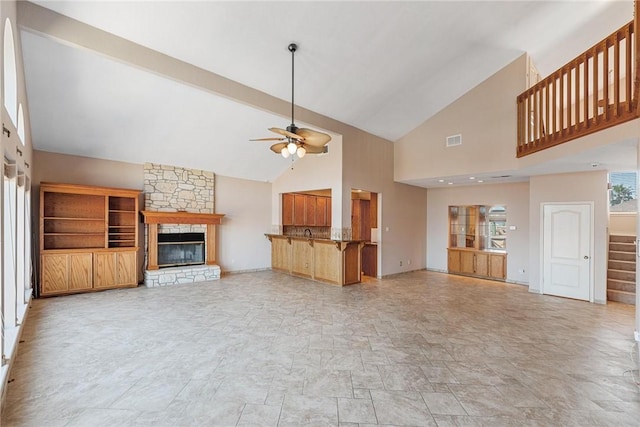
(529, 171, 609, 303)
(1, 0, 35, 407)
(426, 182, 530, 284)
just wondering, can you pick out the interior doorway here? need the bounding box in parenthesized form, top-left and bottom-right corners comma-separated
(351, 189, 379, 278)
(542, 203, 593, 301)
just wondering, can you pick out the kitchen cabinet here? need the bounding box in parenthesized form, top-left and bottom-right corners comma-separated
(282, 192, 332, 227)
(282, 193, 294, 226)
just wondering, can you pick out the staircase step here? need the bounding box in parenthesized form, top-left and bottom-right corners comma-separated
(609, 250, 637, 262)
(607, 289, 636, 305)
(609, 242, 636, 253)
(610, 235, 636, 244)
(608, 269, 636, 282)
(608, 259, 636, 271)
(607, 278, 636, 293)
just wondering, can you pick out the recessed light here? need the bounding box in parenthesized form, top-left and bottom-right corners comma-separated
(469, 176, 476, 180)
(438, 179, 444, 183)
(477, 180, 484, 183)
(448, 182, 453, 185)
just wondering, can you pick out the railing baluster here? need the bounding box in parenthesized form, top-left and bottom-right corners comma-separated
(593, 46, 599, 125)
(626, 24, 633, 112)
(584, 55, 589, 128)
(545, 79, 550, 141)
(603, 40, 609, 121)
(614, 30, 621, 117)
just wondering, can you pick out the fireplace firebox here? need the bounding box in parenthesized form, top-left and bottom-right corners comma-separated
(157, 232, 205, 268)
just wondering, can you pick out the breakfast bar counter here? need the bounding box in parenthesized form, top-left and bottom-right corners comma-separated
(265, 234, 362, 285)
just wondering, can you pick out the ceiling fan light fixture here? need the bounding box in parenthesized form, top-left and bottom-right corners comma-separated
(297, 146, 306, 158)
(287, 141, 297, 154)
(281, 147, 290, 158)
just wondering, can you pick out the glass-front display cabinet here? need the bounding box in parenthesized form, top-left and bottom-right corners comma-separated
(448, 205, 507, 281)
(449, 205, 507, 251)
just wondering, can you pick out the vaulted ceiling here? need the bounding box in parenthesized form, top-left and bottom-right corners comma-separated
(19, 1, 634, 183)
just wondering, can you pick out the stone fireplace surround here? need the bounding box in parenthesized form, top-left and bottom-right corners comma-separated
(142, 163, 223, 287)
(141, 210, 224, 287)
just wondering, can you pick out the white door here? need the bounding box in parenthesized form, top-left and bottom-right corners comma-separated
(542, 203, 592, 301)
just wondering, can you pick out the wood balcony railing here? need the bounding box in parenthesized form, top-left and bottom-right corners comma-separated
(517, 20, 639, 157)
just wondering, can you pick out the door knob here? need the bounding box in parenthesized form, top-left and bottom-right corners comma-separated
(583, 255, 589, 259)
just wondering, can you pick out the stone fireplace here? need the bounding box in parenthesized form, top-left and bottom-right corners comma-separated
(142, 163, 224, 287)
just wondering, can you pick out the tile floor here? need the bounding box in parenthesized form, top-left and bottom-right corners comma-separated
(1, 270, 639, 426)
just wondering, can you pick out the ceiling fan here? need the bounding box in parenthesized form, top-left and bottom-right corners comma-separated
(251, 43, 331, 159)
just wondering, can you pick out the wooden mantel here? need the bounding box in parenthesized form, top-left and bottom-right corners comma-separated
(140, 211, 224, 225)
(140, 211, 225, 270)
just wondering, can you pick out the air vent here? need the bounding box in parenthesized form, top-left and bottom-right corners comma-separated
(446, 134, 462, 147)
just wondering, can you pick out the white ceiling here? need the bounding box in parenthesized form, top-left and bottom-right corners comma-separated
(19, 1, 635, 184)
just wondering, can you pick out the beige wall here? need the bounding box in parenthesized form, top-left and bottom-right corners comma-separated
(215, 175, 271, 272)
(427, 182, 530, 284)
(529, 171, 609, 303)
(394, 54, 527, 182)
(33, 150, 274, 279)
(341, 124, 428, 276)
(609, 213, 636, 236)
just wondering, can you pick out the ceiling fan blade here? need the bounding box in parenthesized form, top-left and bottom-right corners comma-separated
(269, 142, 288, 154)
(296, 128, 331, 147)
(250, 137, 286, 142)
(269, 127, 303, 141)
(303, 144, 328, 154)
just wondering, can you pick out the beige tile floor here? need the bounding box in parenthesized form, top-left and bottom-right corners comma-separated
(2, 270, 639, 426)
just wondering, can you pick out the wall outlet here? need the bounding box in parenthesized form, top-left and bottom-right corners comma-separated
(518, 268, 525, 274)
(407, 259, 411, 265)
(399, 261, 403, 266)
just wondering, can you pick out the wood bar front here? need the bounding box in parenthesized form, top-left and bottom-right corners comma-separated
(266, 235, 361, 286)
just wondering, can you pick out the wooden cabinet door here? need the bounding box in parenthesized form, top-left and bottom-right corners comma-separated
(362, 244, 377, 277)
(117, 251, 137, 286)
(489, 254, 506, 279)
(94, 252, 116, 288)
(447, 250, 461, 273)
(460, 251, 475, 274)
(68, 253, 93, 290)
(41, 254, 69, 295)
(305, 196, 316, 226)
(271, 238, 291, 271)
(282, 193, 294, 226)
(475, 252, 489, 277)
(316, 197, 327, 226)
(293, 194, 306, 226)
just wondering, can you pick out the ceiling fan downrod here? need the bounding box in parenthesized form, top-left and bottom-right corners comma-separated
(287, 43, 298, 134)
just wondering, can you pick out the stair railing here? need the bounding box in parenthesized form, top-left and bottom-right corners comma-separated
(517, 20, 638, 157)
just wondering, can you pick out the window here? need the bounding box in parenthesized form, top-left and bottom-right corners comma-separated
(3, 18, 17, 126)
(17, 104, 25, 144)
(609, 171, 637, 212)
(2, 158, 17, 361)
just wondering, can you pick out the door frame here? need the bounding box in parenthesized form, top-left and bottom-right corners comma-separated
(540, 201, 595, 303)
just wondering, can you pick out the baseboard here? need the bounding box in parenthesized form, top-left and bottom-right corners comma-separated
(528, 288, 543, 294)
(426, 268, 448, 273)
(380, 268, 427, 279)
(594, 298, 607, 305)
(505, 279, 528, 286)
(220, 267, 272, 276)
